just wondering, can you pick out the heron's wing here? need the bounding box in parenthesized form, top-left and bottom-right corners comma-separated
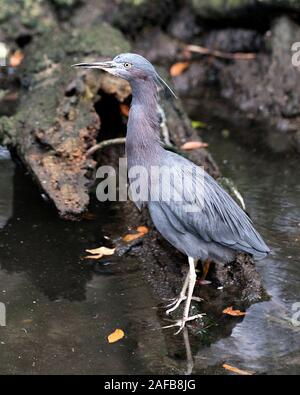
(159, 152, 270, 258)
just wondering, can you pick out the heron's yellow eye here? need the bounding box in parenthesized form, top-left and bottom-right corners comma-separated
(124, 62, 132, 69)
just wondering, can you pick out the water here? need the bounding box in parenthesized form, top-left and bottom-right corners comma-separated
(0, 125, 299, 374)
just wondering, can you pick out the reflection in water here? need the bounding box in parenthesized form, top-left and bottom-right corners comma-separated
(0, 127, 299, 373)
(189, 129, 300, 374)
(0, 165, 173, 374)
(0, 147, 13, 229)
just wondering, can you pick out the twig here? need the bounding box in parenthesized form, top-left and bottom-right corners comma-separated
(86, 137, 126, 157)
(186, 44, 256, 60)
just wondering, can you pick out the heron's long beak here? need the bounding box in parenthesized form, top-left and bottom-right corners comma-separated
(71, 60, 117, 70)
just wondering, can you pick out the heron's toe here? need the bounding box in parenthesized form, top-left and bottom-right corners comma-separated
(162, 313, 205, 335)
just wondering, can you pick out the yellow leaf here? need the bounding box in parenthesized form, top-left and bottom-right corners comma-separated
(84, 246, 115, 260)
(181, 141, 208, 150)
(222, 306, 246, 316)
(223, 364, 253, 375)
(108, 329, 125, 343)
(170, 62, 190, 77)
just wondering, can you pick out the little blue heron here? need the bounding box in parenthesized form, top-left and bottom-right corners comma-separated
(73, 54, 270, 333)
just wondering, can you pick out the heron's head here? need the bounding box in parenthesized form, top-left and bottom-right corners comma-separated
(72, 53, 177, 97)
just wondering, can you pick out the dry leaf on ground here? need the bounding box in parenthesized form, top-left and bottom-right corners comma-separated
(181, 141, 208, 150)
(84, 246, 116, 260)
(122, 226, 149, 243)
(223, 364, 253, 375)
(136, 226, 149, 235)
(108, 329, 125, 343)
(170, 62, 190, 77)
(10, 50, 24, 67)
(223, 306, 246, 316)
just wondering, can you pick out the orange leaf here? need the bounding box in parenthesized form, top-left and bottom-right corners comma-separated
(136, 226, 149, 235)
(122, 225, 149, 242)
(108, 328, 125, 343)
(122, 232, 143, 243)
(170, 62, 190, 77)
(120, 103, 130, 117)
(223, 364, 253, 375)
(222, 306, 246, 316)
(181, 141, 208, 150)
(10, 50, 24, 67)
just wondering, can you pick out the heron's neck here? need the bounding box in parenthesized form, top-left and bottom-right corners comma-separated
(126, 78, 163, 168)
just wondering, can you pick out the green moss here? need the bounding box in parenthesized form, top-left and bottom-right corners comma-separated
(0, 116, 16, 144)
(50, 0, 80, 7)
(68, 24, 131, 57)
(0, 0, 54, 39)
(191, 0, 300, 18)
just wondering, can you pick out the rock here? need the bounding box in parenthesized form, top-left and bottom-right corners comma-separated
(173, 16, 300, 153)
(203, 28, 265, 53)
(191, 0, 300, 19)
(134, 27, 180, 66)
(0, 0, 56, 43)
(111, 0, 178, 35)
(167, 7, 201, 41)
(0, 23, 131, 219)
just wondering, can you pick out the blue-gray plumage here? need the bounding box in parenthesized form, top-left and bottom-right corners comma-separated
(73, 53, 270, 333)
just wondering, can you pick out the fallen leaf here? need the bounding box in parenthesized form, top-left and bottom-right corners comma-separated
(122, 233, 144, 242)
(21, 319, 33, 324)
(84, 246, 115, 260)
(122, 225, 149, 242)
(223, 306, 246, 316)
(10, 50, 24, 67)
(108, 328, 125, 343)
(191, 120, 207, 129)
(120, 103, 130, 117)
(170, 61, 190, 77)
(136, 226, 149, 235)
(181, 141, 208, 150)
(223, 364, 253, 375)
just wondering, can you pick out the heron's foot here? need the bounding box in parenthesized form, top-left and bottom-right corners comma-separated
(162, 313, 205, 335)
(165, 296, 202, 315)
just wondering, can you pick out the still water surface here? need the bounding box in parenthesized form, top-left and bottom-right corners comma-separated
(0, 128, 299, 374)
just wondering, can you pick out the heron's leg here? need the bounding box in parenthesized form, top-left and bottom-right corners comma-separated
(163, 257, 205, 334)
(182, 257, 198, 323)
(165, 260, 202, 314)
